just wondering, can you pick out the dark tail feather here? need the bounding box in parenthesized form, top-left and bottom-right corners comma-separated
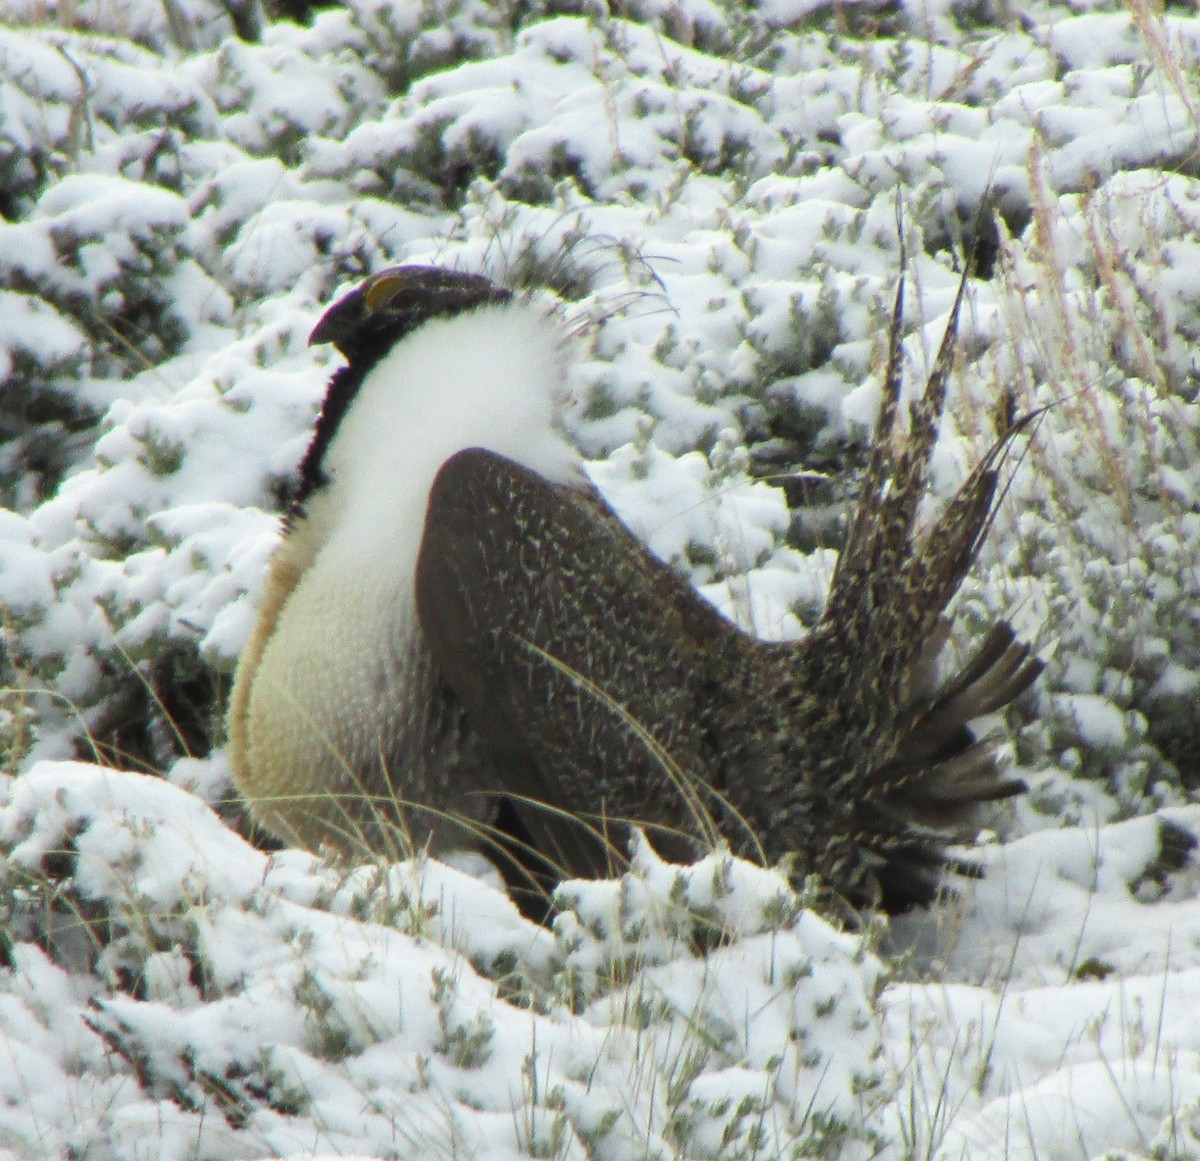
(905, 402, 1048, 637)
(830, 267, 909, 594)
(822, 269, 973, 679)
(902, 623, 1044, 763)
(851, 620, 1041, 908)
(793, 243, 1046, 911)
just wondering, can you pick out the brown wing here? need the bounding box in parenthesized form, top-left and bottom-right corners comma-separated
(414, 447, 743, 896)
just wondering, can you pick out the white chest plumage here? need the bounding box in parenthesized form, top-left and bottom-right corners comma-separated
(228, 289, 580, 853)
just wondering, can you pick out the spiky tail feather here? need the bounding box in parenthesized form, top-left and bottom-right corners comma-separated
(771, 258, 1042, 914)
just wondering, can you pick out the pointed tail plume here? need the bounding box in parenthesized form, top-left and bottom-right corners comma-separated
(749, 243, 1043, 914)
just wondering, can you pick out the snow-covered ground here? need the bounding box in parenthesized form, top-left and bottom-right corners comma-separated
(1, 0, 1199, 1157)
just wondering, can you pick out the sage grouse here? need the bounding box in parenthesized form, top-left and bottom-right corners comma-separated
(227, 264, 1041, 915)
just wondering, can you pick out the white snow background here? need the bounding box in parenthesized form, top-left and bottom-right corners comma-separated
(1, 0, 1200, 1158)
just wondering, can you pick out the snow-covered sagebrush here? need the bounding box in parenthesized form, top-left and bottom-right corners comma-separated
(1, 0, 1199, 1158)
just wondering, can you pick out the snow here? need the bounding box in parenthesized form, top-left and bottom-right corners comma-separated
(1, 0, 1200, 1157)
